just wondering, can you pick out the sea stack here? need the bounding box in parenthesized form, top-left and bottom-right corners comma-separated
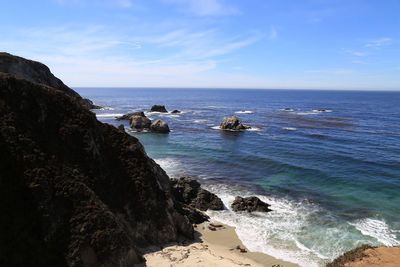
(220, 115, 250, 131)
(150, 119, 170, 133)
(150, 105, 168, 112)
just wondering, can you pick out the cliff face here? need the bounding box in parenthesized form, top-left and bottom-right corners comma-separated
(0, 73, 193, 266)
(0, 52, 99, 109)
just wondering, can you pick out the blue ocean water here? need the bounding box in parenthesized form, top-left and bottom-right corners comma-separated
(77, 88, 400, 266)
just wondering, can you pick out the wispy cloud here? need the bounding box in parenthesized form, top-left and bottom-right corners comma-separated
(269, 26, 277, 40)
(55, 0, 133, 8)
(306, 69, 354, 75)
(2, 24, 261, 86)
(342, 49, 366, 57)
(366, 38, 392, 48)
(163, 0, 239, 16)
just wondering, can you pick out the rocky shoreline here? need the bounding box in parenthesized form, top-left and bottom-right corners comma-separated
(0, 53, 398, 267)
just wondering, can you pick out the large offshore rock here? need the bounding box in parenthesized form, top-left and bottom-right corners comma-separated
(150, 105, 168, 113)
(150, 119, 170, 133)
(220, 115, 250, 131)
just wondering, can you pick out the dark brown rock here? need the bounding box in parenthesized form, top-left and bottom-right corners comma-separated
(171, 110, 181, 114)
(0, 52, 100, 109)
(170, 176, 224, 211)
(231, 196, 272, 212)
(150, 119, 170, 133)
(150, 105, 168, 113)
(130, 115, 151, 131)
(116, 111, 145, 121)
(118, 124, 125, 131)
(220, 115, 250, 131)
(0, 73, 193, 267)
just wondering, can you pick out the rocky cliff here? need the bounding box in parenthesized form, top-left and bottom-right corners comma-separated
(0, 52, 99, 109)
(0, 72, 193, 266)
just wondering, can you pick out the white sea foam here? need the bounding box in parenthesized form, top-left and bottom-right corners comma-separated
(283, 127, 297, 131)
(95, 113, 124, 118)
(235, 110, 254, 114)
(349, 218, 400, 246)
(153, 158, 182, 177)
(211, 125, 260, 132)
(246, 127, 261, 131)
(203, 184, 324, 267)
(99, 107, 114, 111)
(193, 119, 209, 123)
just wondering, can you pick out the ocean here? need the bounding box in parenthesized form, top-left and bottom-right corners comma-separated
(76, 88, 400, 267)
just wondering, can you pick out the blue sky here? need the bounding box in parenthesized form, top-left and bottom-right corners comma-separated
(1, 0, 399, 89)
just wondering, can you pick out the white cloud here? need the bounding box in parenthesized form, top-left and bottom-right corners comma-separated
(55, 0, 133, 8)
(342, 49, 366, 57)
(269, 26, 277, 40)
(366, 38, 392, 48)
(164, 0, 239, 16)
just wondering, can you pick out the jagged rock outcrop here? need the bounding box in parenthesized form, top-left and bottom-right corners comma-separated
(0, 52, 100, 109)
(231, 196, 272, 212)
(220, 115, 250, 131)
(130, 115, 151, 131)
(116, 111, 145, 121)
(0, 73, 193, 267)
(150, 105, 168, 113)
(150, 119, 170, 133)
(170, 177, 224, 212)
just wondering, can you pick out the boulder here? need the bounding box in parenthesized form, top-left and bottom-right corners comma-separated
(118, 124, 125, 131)
(116, 111, 145, 121)
(220, 115, 250, 131)
(171, 110, 181, 114)
(170, 176, 224, 211)
(130, 115, 151, 131)
(150, 119, 170, 133)
(231, 196, 272, 212)
(150, 105, 168, 113)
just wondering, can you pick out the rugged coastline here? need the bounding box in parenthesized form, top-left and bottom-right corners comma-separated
(0, 53, 398, 266)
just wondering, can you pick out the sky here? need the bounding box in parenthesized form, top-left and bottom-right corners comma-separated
(1, 0, 399, 90)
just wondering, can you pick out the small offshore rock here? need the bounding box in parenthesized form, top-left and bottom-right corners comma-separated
(231, 196, 272, 212)
(220, 115, 250, 131)
(150, 119, 170, 133)
(171, 110, 181, 114)
(116, 111, 145, 121)
(150, 105, 168, 113)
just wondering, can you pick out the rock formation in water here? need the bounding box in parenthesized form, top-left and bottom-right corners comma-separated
(220, 115, 250, 131)
(150, 119, 170, 133)
(171, 109, 181, 114)
(150, 105, 168, 113)
(0, 69, 194, 266)
(0, 52, 100, 109)
(170, 176, 224, 211)
(130, 115, 152, 131)
(116, 111, 145, 121)
(231, 196, 272, 212)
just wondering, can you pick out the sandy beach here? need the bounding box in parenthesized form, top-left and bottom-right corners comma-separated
(136, 222, 299, 267)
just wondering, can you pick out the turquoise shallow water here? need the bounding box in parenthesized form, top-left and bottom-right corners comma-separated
(77, 88, 400, 266)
